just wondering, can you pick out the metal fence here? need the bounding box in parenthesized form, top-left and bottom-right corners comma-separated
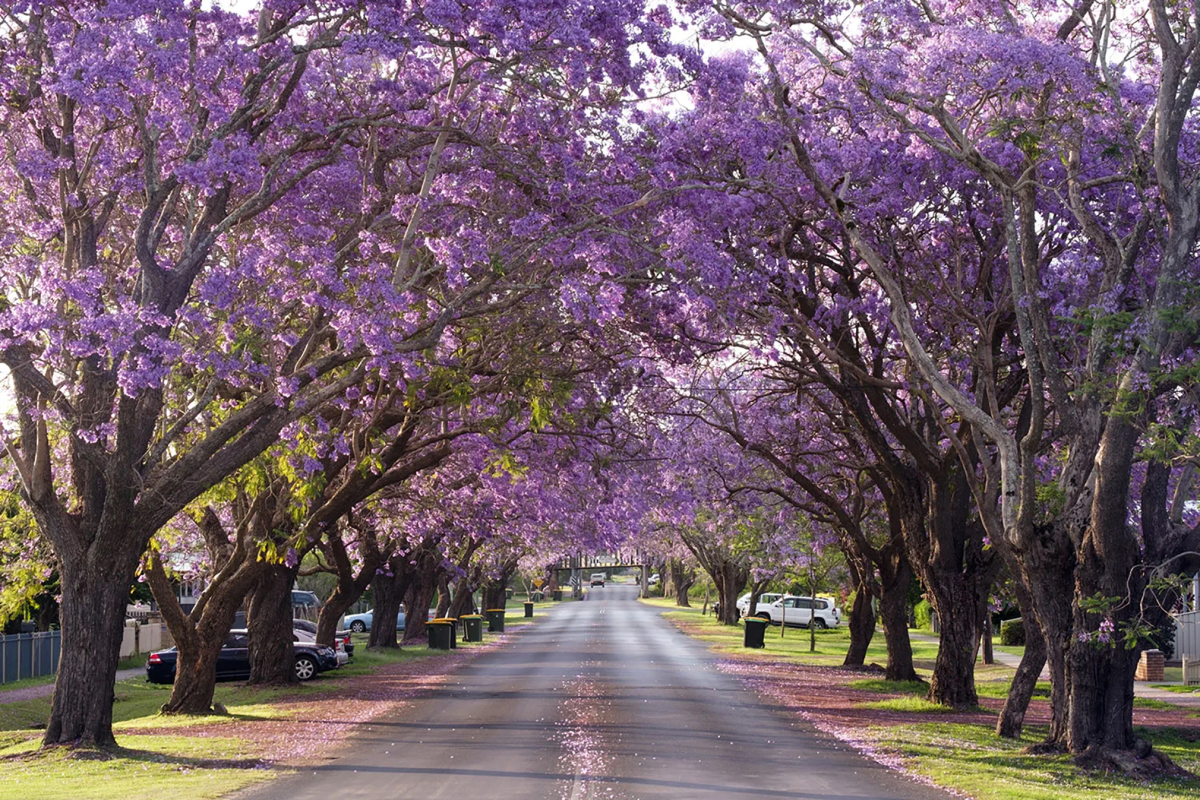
(0, 630, 61, 686)
(1174, 610, 1200, 660)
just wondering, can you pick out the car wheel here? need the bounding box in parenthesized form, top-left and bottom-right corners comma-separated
(350, 620, 366, 633)
(294, 655, 317, 681)
(813, 618, 827, 630)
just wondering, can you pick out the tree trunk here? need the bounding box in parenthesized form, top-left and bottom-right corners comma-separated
(166, 638, 227, 713)
(1067, 639, 1140, 757)
(842, 556, 875, 667)
(145, 547, 260, 715)
(669, 558, 695, 607)
(434, 577, 451, 618)
(368, 568, 405, 650)
(247, 563, 296, 685)
(997, 592, 1047, 738)
(316, 584, 360, 647)
(315, 537, 380, 647)
(979, 610, 994, 665)
(878, 557, 919, 682)
(926, 573, 981, 708)
(448, 576, 477, 618)
(42, 554, 137, 747)
(482, 579, 507, 611)
(715, 560, 748, 625)
(401, 568, 439, 644)
(844, 587, 876, 667)
(1017, 524, 1076, 746)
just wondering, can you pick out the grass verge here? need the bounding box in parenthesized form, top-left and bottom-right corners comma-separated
(869, 723, 1200, 800)
(640, 597, 941, 675)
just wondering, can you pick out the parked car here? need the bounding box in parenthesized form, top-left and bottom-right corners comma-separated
(145, 630, 338, 684)
(735, 592, 784, 619)
(292, 618, 354, 657)
(755, 595, 842, 629)
(590, 573, 606, 587)
(292, 625, 350, 667)
(343, 608, 406, 634)
(647, 573, 660, 586)
(291, 590, 322, 622)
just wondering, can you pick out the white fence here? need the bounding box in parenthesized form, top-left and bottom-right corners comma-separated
(1184, 656, 1200, 686)
(1174, 610, 1200, 661)
(120, 620, 173, 659)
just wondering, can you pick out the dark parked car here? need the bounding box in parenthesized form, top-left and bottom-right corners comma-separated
(292, 618, 354, 657)
(145, 630, 338, 684)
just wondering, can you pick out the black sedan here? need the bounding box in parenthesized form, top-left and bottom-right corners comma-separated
(146, 629, 339, 684)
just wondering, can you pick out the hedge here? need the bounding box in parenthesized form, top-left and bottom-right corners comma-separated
(1000, 617, 1026, 646)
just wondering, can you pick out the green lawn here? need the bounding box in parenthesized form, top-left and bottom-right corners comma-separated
(0, 734, 270, 800)
(869, 723, 1200, 800)
(641, 597, 943, 675)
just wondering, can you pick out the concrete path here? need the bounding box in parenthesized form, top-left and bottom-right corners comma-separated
(238, 585, 955, 800)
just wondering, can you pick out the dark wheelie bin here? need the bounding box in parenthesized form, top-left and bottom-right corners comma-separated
(427, 619, 453, 650)
(743, 616, 769, 649)
(461, 614, 483, 642)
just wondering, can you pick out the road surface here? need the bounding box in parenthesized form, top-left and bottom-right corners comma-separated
(239, 584, 952, 800)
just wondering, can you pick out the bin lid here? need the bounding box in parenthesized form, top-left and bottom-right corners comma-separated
(427, 618, 453, 625)
(486, 608, 506, 613)
(744, 617, 769, 624)
(460, 614, 482, 619)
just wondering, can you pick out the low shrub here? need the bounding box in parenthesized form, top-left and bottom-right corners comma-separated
(1000, 617, 1026, 646)
(914, 599, 933, 630)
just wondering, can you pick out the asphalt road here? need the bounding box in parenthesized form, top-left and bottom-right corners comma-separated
(240, 584, 952, 800)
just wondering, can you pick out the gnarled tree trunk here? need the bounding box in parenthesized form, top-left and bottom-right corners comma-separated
(368, 565, 405, 650)
(448, 575, 478, 618)
(247, 562, 297, 685)
(714, 560, 749, 625)
(925, 572, 983, 708)
(434, 576, 451, 618)
(144, 505, 264, 714)
(878, 555, 919, 682)
(997, 580, 1047, 739)
(42, 545, 141, 747)
(843, 559, 875, 668)
(669, 558, 695, 607)
(402, 568, 439, 643)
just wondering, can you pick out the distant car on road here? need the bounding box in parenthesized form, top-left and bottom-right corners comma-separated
(736, 592, 784, 619)
(755, 595, 842, 629)
(343, 608, 407, 633)
(590, 573, 606, 587)
(146, 630, 338, 684)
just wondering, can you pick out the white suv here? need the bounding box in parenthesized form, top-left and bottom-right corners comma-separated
(735, 592, 783, 619)
(756, 595, 841, 629)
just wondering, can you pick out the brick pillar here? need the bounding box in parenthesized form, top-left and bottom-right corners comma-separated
(1135, 649, 1164, 682)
